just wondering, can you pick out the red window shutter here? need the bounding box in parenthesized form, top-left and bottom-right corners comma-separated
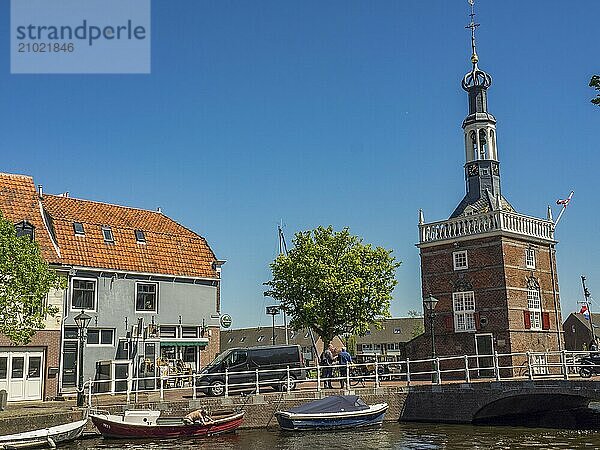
(444, 316, 454, 332)
(523, 310, 531, 329)
(474, 312, 481, 330)
(542, 312, 550, 330)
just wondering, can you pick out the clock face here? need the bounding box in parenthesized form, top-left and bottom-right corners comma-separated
(467, 164, 479, 177)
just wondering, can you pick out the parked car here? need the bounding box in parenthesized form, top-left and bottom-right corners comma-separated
(197, 345, 307, 396)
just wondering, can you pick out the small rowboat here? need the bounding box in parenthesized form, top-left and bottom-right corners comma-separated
(0, 418, 87, 449)
(275, 395, 387, 431)
(90, 409, 244, 439)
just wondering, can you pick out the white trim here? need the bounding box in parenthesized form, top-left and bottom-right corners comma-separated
(453, 250, 468, 271)
(38, 200, 61, 258)
(69, 277, 98, 312)
(134, 281, 159, 313)
(68, 265, 220, 282)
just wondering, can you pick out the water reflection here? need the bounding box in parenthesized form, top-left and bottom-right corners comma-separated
(63, 422, 600, 450)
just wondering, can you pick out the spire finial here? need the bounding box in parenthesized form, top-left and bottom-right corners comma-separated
(461, 0, 491, 91)
(466, 0, 480, 70)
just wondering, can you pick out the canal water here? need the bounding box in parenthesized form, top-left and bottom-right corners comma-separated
(63, 422, 600, 449)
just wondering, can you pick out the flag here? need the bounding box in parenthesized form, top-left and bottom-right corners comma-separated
(556, 191, 574, 206)
(581, 305, 590, 320)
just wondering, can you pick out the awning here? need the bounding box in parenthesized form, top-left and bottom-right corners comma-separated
(160, 339, 208, 348)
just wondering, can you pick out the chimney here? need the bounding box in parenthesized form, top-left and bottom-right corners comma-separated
(38, 185, 43, 199)
(157, 207, 162, 214)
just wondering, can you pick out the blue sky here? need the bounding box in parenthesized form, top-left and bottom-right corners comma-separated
(1, 1, 598, 329)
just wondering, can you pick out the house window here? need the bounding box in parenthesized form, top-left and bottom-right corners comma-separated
(135, 230, 146, 243)
(73, 222, 85, 236)
(240, 337, 246, 343)
(136, 283, 157, 312)
(527, 287, 542, 330)
(453, 250, 468, 270)
(526, 248, 536, 269)
(393, 328, 401, 334)
(72, 278, 96, 310)
(102, 226, 114, 243)
(453, 291, 476, 332)
(227, 337, 234, 343)
(15, 220, 35, 240)
(257, 336, 265, 343)
(87, 329, 115, 346)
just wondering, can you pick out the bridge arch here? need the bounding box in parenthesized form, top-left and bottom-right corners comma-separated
(472, 393, 590, 424)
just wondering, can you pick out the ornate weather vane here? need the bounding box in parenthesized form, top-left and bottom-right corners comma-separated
(466, 0, 480, 69)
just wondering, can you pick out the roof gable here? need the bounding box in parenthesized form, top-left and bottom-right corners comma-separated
(0, 173, 60, 262)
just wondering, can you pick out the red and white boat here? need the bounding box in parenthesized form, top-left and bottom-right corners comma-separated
(90, 409, 244, 439)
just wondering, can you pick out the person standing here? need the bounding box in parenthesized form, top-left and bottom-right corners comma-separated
(338, 347, 352, 388)
(321, 343, 335, 389)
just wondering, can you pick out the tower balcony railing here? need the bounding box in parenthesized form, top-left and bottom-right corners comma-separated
(419, 210, 554, 245)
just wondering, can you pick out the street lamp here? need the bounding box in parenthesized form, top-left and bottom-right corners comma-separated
(74, 310, 91, 407)
(423, 295, 439, 383)
(266, 306, 280, 345)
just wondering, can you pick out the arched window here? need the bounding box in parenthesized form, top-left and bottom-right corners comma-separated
(469, 130, 477, 160)
(489, 129, 495, 158)
(478, 129, 488, 159)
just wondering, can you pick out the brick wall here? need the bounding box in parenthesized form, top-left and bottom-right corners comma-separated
(413, 233, 563, 362)
(0, 330, 62, 400)
(201, 326, 221, 368)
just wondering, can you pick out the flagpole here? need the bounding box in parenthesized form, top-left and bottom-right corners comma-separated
(554, 190, 574, 226)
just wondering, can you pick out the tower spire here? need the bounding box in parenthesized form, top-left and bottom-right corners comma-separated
(467, 0, 480, 70)
(450, 0, 515, 219)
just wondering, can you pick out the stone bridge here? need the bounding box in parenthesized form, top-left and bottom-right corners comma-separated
(400, 379, 600, 424)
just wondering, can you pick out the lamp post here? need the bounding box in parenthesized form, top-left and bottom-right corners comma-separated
(74, 310, 91, 407)
(266, 306, 280, 345)
(423, 295, 439, 383)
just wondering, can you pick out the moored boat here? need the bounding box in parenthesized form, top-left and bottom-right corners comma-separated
(275, 395, 388, 431)
(90, 409, 244, 439)
(0, 418, 87, 449)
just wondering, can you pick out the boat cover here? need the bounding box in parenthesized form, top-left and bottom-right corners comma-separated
(288, 396, 369, 414)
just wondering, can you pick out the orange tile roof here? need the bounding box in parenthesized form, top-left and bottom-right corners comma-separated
(0, 173, 60, 262)
(42, 194, 218, 279)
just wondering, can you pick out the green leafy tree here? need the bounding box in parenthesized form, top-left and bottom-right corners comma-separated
(591, 75, 600, 106)
(0, 212, 64, 344)
(265, 226, 400, 348)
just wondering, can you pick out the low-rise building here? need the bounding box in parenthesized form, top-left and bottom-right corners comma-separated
(355, 317, 424, 362)
(0, 173, 65, 401)
(563, 313, 599, 351)
(0, 172, 223, 399)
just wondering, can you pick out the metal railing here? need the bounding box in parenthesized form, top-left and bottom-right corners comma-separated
(80, 349, 600, 407)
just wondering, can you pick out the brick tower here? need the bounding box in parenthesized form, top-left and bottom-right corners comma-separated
(411, 5, 563, 371)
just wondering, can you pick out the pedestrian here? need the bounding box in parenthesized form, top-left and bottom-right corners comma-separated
(321, 343, 335, 389)
(338, 347, 352, 388)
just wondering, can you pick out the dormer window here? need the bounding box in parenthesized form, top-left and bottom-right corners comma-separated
(102, 226, 114, 243)
(15, 220, 35, 240)
(135, 229, 146, 243)
(73, 222, 85, 236)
